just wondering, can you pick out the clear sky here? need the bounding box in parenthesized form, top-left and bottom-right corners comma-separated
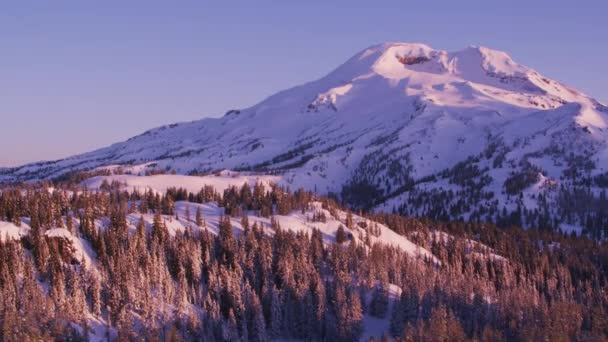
(1, 0, 606, 167)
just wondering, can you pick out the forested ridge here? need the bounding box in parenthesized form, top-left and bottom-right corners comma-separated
(0, 179, 607, 341)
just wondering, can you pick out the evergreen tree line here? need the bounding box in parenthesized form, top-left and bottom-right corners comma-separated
(0, 181, 606, 340)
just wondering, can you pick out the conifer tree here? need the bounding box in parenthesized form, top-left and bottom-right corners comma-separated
(185, 205, 191, 222)
(336, 225, 347, 244)
(241, 212, 249, 231)
(196, 207, 203, 227)
(369, 281, 389, 318)
(66, 213, 74, 234)
(218, 216, 236, 266)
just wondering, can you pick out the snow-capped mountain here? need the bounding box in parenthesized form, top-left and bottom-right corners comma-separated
(3, 42, 608, 233)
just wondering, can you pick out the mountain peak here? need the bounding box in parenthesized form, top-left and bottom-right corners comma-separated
(356, 42, 528, 77)
(323, 42, 538, 92)
(3, 42, 608, 238)
(309, 42, 600, 117)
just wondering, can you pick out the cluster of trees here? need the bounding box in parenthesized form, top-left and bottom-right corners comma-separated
(0, 180, 607, 340)
(341, 150, 415, 210)
(341, 139, 608, 241)
(503, 166, 541, 196)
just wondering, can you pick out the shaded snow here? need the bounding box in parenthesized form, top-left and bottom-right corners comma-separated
(362, 283, 402, 340)
(45, 227, 98, 268)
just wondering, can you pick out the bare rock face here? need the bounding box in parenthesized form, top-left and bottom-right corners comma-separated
(396, 55, 430, 65)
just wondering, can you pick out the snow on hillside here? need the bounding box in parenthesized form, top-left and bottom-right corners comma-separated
(80, 173, 438, 261)
(1, 178, 515, 340)
(2, 42, 607, 233)
(430, 230, 506, 262)
(3, 208, 435, 341)
(95, 197, 438, 263)
(361, 283, 402, 340)
(0, 221, 29, 242)
(45, 227, 98, 268)
(0, 220, 98, 269)
(82, 171, 280, 195)
(6, 169, 450, 267)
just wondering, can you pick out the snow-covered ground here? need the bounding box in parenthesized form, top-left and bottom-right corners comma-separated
(82, 171, 280, 195)
(361, 283, 402, 340)
(0, 221, 29, 242)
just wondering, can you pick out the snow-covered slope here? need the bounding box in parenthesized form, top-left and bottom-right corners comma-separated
(0, 221, 29, 242)
(0, 198, 441, 265)
(1, 185, 510, 339)
(82, 171, 280, 195)
(3, 42, 608, 232)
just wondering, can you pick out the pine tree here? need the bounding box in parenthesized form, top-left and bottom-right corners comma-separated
(152, 211, 168, 244)
(346, 211, 353, 229)
(241, 212, 250, 231)
(336, 225, 347, 244)
(369, 281, 389, 318)
(268, 286, 283, 338)
(185, 205, 191, 222)
(196, 207, 203, 227)
(140, 194, 149, 214)
(425, 305, 466, 341)
(334, 284, 363, 341)
(89, 273, 102, 316)
(66, 213, 74, 234)
(218, 216, 236, 266)
(222, 309, 239, 341)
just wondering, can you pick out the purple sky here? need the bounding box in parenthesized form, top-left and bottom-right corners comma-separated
(1, 0, 606, 167)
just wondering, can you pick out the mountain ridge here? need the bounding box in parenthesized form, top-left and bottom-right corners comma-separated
(3, 42, 608, 235)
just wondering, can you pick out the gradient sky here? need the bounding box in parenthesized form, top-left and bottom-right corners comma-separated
(1, 0, 606, 167)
